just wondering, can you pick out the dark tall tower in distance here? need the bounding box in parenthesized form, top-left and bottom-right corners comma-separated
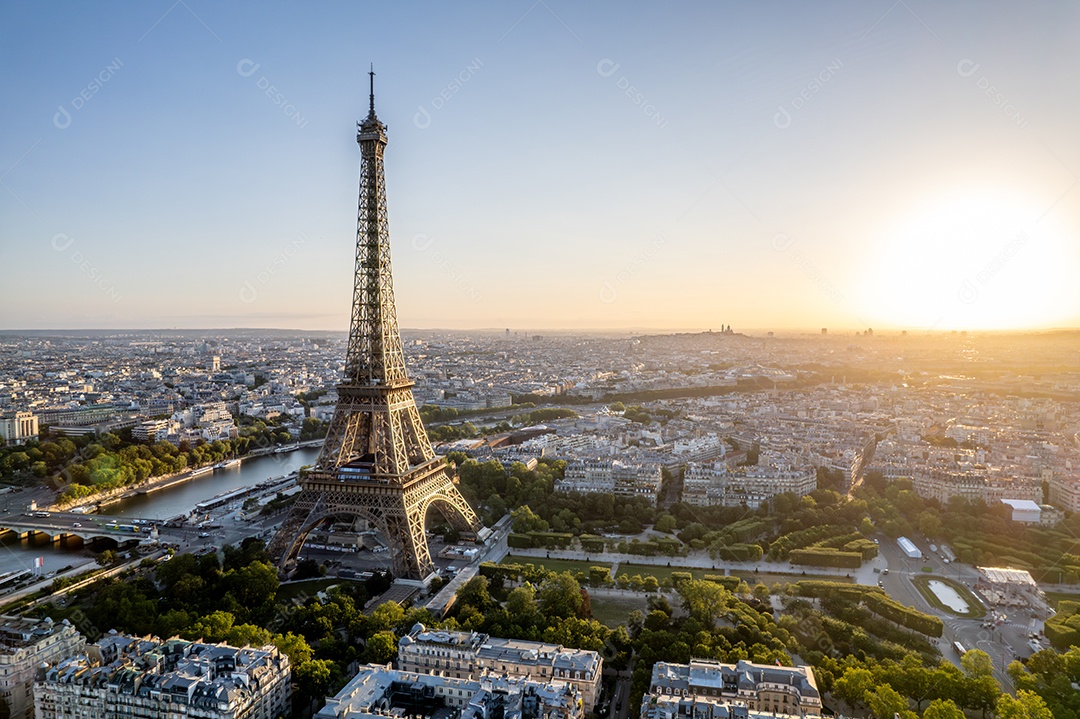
(268, 71, 482, 580)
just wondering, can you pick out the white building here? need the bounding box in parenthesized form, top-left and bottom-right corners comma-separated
(0, 412, 39, 446)
(683, 463, 815, 509)
(1000, 499, 1042, 524)
(131, 419, 170, 443)
(645, 659, 821, 718)
(316, 664, 584, 719)
(0, 616, 82, 719)
(397, 624, 602, 712)
(34, 633, 290, 719)
(558, 460, 662, 502)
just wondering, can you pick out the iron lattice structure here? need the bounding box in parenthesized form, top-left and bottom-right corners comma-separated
(267, 73, 481, 579)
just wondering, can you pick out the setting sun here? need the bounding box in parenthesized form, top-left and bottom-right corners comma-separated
(857, 191, 1079, 331)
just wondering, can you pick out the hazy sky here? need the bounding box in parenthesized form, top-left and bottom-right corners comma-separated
(2, 1, 1079, 332)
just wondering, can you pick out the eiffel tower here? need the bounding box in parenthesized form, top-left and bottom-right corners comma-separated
(267, 70, 482, 580)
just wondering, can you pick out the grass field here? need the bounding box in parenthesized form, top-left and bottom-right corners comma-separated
(277, 578, 357, 603)
(730, 571, 856, 586)
(1044, 590, 1080, 610)
(502, 556, 612, 576)
(912, 575, 985, 619)
(591, 595, 648, 628)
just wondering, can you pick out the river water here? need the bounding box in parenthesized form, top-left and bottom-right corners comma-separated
(106, 447, 321, 519)
(0, 447, 321, 576)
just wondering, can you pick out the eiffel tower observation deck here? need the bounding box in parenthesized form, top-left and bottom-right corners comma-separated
(267, 70, 482, 580)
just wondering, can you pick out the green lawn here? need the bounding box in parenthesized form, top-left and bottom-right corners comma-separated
(731, 571, 855, 586)
(502, 556, 611, 576)
(277, 578, 358, 603)
(591, 595, 648, 628)
(912, 575, 985, 619)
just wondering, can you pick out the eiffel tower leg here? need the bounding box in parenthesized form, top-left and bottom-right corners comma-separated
(267, 489, 320, 566)
(384, 506, 433, 580)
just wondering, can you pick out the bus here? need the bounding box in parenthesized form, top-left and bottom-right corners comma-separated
(953, 641, 966, 656)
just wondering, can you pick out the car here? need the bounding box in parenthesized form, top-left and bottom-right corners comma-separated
(199, 532, 210, 538)
(72, 522, 81, 527)
(882, 568, 889, 575)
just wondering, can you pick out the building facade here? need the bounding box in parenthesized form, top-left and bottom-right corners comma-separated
(911, 470, 1041, 505)
(682, 464, 816, 508)
(34, 633, 290, 719)
(0, 616, 83, 719)
(316, 664, 583, 719)
(647, 660, 821, 718)
(0, 412, 39, 446)
(558, 460, 662, 501)
(397, 624, 602, 712)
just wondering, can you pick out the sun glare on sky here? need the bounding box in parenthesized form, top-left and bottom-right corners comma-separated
(856, 190, 1080, 331)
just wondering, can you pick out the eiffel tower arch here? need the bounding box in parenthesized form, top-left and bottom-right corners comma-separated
(267, 70, 482, 580)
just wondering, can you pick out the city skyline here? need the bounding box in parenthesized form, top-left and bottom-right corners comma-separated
(3, 2, 1079, 332)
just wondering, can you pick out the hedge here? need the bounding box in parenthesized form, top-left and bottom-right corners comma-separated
(579, 534, 606, 553)
(714, 543, 764, 562)
(863, 592, 944, 637)
(790, 548, 863, 568)
(703, 574, 742, 591)
(507, 533, 534, 549)
(1045, 600, 1080, 650)
(528, 531, 574, 549)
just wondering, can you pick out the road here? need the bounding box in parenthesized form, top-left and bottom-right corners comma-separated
(875, 536, 1037, 692)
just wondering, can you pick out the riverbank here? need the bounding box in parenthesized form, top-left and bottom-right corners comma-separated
(49, 439, 323, 513)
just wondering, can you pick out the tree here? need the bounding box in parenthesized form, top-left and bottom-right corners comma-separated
(995, 690, 1054, 719)
(537, 572, 585, 619)
(295, 659, 333, 701)
(365, 630, 398, 664)
(456, 576, 493, 611)
(273, 632, 313, 665)
(642, 576, 659, 593)
(922, 699, 964, 719)
(677, 580, 729, 626)
(866, 684, 909, 719)
(962, 648, 995, 678)
(96, 550, 118, 566)
(833, 667, 874, 707)
(655, 514, 677, 533)
(505, 586, 537, 618)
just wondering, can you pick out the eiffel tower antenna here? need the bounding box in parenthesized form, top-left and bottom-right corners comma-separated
(368, 63, 375, 117)
(268, 74, 482, 580)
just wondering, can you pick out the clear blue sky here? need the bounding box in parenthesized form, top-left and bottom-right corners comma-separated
(2, 1, 1078, 332)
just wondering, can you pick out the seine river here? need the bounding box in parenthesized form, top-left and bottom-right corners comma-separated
(0, 447, 321, 577)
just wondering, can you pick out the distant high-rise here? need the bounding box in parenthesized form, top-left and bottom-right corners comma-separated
(267, 71, 481, 580)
